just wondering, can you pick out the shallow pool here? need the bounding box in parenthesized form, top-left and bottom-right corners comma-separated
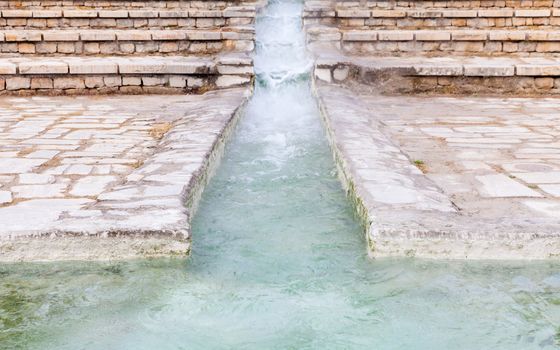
(1, 1, 559, 348)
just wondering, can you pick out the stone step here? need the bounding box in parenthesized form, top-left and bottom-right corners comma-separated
(0, 28, 255, 56)
(307, 27, 560, 56)
(304, 7, 560, 29)
(0, 6, 255, 29)
(0, 54, 253, 94)
(314, 55, 560, 94)
(0, 0, 252, 10)
(306, 0, 560, 10)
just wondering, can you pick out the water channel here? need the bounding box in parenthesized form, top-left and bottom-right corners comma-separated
(1, 0, 560, 348)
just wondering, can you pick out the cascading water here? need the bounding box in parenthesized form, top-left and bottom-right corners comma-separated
(1, 1, 560, 349)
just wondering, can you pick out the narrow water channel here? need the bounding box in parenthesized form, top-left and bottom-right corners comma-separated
(1, 1, 560, 349)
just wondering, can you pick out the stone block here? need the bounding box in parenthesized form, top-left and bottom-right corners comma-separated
(478, 9, 514, 18)
(18, 43, 36, 54)
(99, 10, 128, 18)
(54, 77, 85, 89)
(6, 77, 30, 90)
(32, 10, 62, 18)
(452, 31, 488, 41)
(151, 31, 186, 40)
(43, 31, 79, 41)
(80, 31, 116, 41)
(333, 66, 349, 81)
(160, 42, 179, 52)
(371, 10, 405, 18)
(535, 77, 554, 89)
(464, 65, 515, 77)
(187, 77, 204, 88)
(57, 42, 75, 53)
(63, 10, 97, 18)
(68, 61, 118, 74)
(119, 43, 135, 53)
(414, 65, 463, 76)
(186, 31, 221, 40)
(343, 30, 377, 41)
(103, 76, 121, 87)
(2, 10, 32, 18)
(142, 76, 167, 86)
(19, 61, 68, 74)
(379, 31, 414, 41)
(476, 174, 542, 198)
(442, 10, 477, 18)
(0, 62, 16, 74)
(314, 68, 332, 82)
(217, 64, 253, 75)
(83, 42, 101, 54)
(489, 31, 526, 41)
(216, 75, 250, 87)
(169, 76, 186, 87)
(517, 63, 560, 76)
(536, 42, 560, 52)
(5, 31, 41, 41)
(116, 31, 152, 41)
(31, 77, 53, 89)
(35, 42, 57, 53)
(82, 76, 102, 88)
(515, 9, 551, 17)
(129, 10, 158, 18)
(337, 9, 370, 18)
(415, 31, 451, 41)
(122, 77, 142, 86)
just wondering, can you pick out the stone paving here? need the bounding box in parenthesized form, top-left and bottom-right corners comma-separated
(315, 82, 560, 259)
(0, 87, 249, 261)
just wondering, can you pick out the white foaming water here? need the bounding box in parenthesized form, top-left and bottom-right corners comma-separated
(254, 1, 312, 88)
(1, 1, 559, 349)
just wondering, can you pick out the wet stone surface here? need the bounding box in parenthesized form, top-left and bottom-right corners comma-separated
(0, 88, 249, 261)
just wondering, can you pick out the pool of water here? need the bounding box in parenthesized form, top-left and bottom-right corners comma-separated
(1, 1, 560, 349)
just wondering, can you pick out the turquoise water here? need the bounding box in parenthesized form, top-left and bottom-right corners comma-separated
(1, 1, 560, 348)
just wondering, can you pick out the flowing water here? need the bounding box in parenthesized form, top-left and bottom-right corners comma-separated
(2, 1, 560, 349)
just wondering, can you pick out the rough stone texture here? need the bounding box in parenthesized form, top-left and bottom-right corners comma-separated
(0, 6, 256, 29)
(0, 54, 253, 95)
(0, 87, 250, 261)
(315, 82, 560, 260)
(313, 53, 560, 95)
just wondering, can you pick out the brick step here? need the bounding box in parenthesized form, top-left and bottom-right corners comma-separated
(304, 7, 560, 29)
(304, 0, 559, 10)
(314, 55, 560, 94)
(0, 7, 255, 30)
(307, 27, 560, 56)
(0, 28, 254, 56)
(0, 54, 253, 94)
(0, 0, 252, 10)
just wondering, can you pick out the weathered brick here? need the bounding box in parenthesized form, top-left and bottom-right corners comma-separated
(6, 77, 30, 90)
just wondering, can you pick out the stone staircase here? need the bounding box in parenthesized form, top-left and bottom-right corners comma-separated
(0, 0, 257, 94)
(306, 0, 560, 93)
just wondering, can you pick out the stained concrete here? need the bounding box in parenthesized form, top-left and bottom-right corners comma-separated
(315, 82, 560, 259)
(0, 87, 250, 261)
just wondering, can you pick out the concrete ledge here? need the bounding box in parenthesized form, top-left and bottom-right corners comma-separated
(314, 55, 560, 95)
(313, 82, 560, 259)
(0, 28, 255, 55)
(306, 25, 560, 56)
(0, 87, 250, 262)
(0, 54, 253, 94)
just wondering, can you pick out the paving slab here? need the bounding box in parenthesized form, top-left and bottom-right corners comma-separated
(314, 82, 560, 259)
(0, 87, 250, 262)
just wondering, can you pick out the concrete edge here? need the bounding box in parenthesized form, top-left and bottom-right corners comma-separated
(0, 88, 252, 262)
(311, 79, 560, 260)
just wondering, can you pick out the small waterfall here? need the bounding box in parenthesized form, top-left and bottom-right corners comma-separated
(1, 1, 559, 348)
